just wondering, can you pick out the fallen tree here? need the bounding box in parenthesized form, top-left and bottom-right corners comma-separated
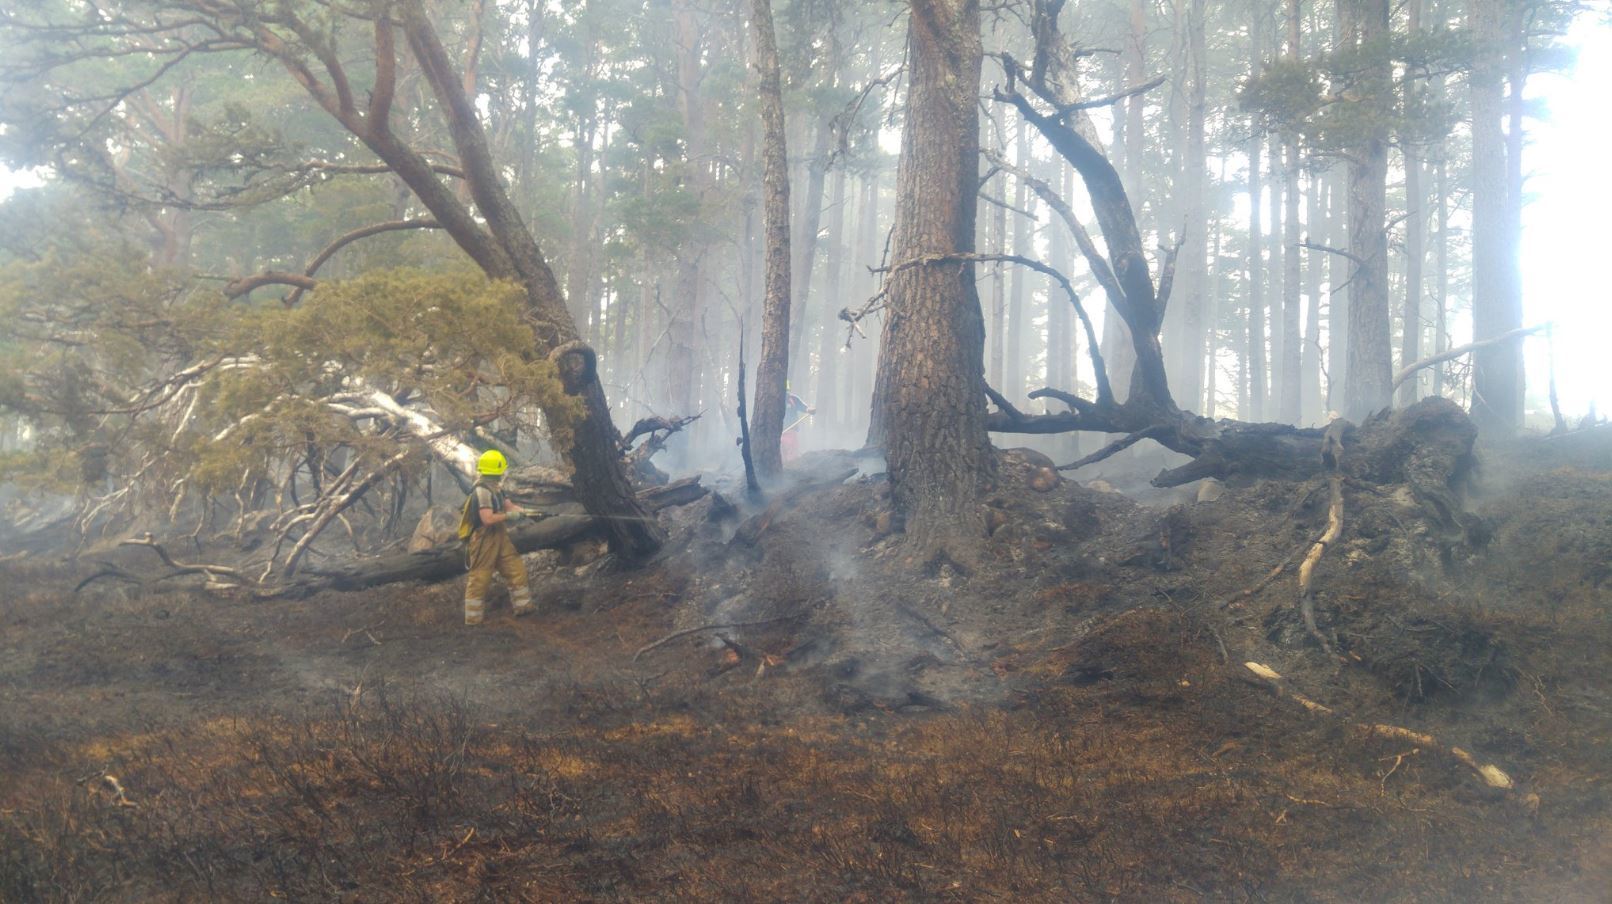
(115, 478, 709, 599)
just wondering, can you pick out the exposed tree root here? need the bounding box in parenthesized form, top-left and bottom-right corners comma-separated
(1297, 475, 1345, 662)
(1217, 528, 1326, 610)
(1240, 662, 1518, 793)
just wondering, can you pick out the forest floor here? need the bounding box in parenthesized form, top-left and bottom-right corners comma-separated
(3, 420, 1612, 901)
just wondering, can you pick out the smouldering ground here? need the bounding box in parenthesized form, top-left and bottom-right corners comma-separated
(4, 440, 1612, 900)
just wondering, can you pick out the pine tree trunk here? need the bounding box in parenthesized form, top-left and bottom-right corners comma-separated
(1105, 0, 1147, 403)
(1468, 0, 1525, 430)
(1174, 0, 1209, 414)
(789, 117, 834, 381)
(1206, 162, 1224, 417)
(1006, 122, 1030, 403)
(1301, 169, 1324, 421)
(816, 167, 847, 435)
(1279, 136, 1301, 423)
(860, 173, 886, 445)
(1342, 0, 1393, 421)
(1246, 134, 1265, 418)
(1277, 0, 1302, 423)
(748, 0, 791, 477)
(1044, 158, 1070, 398)
(1433, 148, 1449, 399)
(872, 0, 994, 541)
(1046, 157, 1071, 399)
(667, 1, 710, 428)
(989, 136, 1008, 393)
(393, 4, 663, 558)
(1326, 167, 1347, 412)
(1268, 130, 1285, 416)
(565, 34, 600, 335)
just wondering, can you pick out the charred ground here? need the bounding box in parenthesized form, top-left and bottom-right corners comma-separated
(3, 411, 1612, 901)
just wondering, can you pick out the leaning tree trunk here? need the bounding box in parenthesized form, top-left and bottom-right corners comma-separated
(749, 0, 792, 478)
(395, 5, 663, 558)
(872, 0, 995, 541)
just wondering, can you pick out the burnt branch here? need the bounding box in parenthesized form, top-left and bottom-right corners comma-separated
(1393, 324, 1548, 390)
(1050, 74, 1167, 119)
(1056, 425, 1171, 472)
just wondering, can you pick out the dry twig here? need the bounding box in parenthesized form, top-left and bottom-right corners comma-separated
(634, 613, 807, 661)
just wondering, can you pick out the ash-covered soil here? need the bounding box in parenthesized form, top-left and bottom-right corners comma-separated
(4, 411, 1612, 901)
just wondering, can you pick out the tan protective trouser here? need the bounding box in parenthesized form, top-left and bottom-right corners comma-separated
(463, 525, 530, 624)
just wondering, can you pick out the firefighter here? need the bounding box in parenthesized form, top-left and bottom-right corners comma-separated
(459, 449, 533, 625)
(781, 384, 815, 465)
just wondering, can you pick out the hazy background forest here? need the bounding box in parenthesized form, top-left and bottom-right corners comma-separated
(1, 0, 1606, 525)
(5, 1, 1612, 900)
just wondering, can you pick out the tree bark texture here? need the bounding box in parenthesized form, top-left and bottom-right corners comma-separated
(873, 0, 995, 538)
(748, 0, 791, 478)
(1342, 0, 1393, 421)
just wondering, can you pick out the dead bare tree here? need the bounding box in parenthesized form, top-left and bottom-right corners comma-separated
(977, 6, 1335, 488)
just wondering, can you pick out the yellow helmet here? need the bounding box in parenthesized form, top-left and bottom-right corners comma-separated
(476, 449, 508, 476)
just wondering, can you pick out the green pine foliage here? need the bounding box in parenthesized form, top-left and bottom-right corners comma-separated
(1241, 28, 1470, 154)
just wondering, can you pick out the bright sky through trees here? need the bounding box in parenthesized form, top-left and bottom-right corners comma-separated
(1521, 14, 1611, 418)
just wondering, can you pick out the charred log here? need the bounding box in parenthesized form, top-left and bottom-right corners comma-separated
(278, 513, 599, 599)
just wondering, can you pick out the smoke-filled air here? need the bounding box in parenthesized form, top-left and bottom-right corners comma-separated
(3, 0, 1611, 899)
